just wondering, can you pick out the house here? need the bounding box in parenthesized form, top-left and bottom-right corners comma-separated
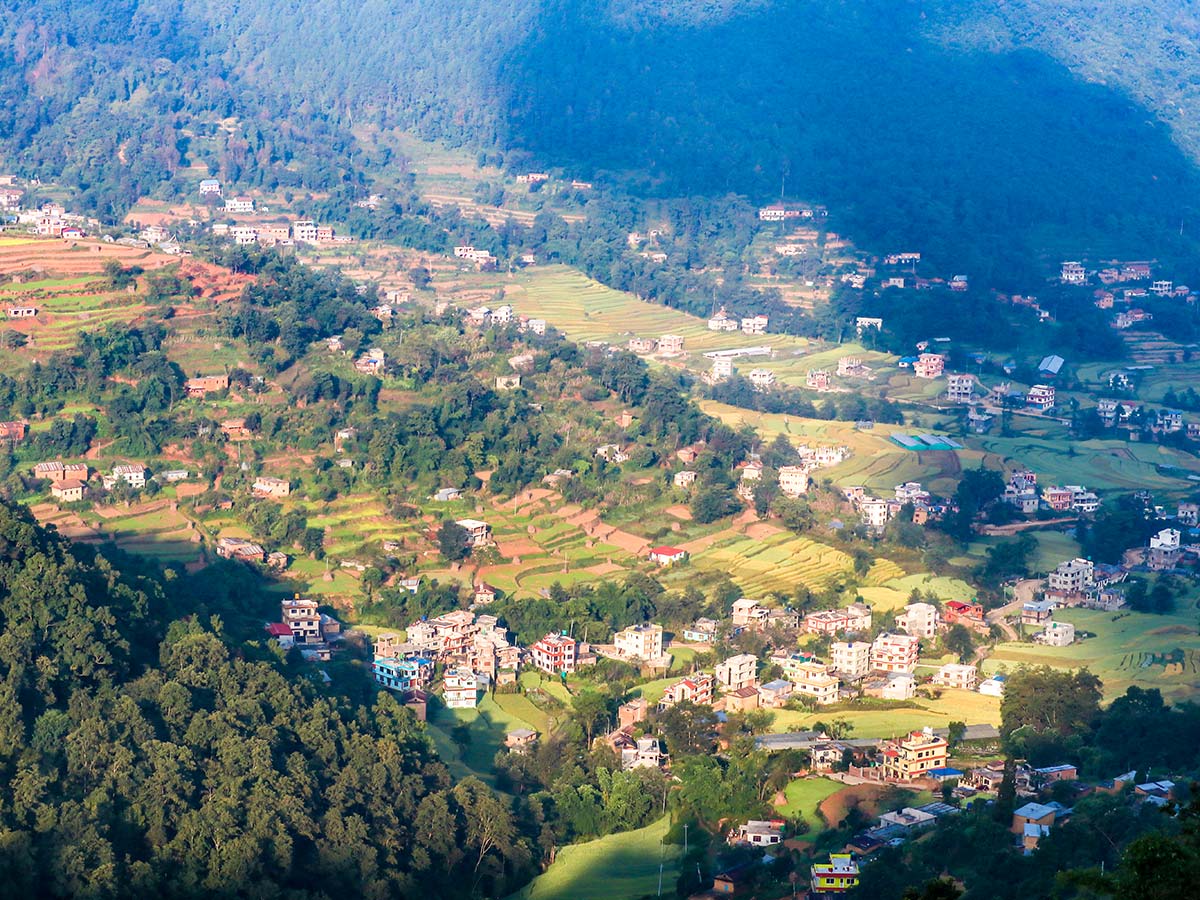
(1021, 600, 1057, 627)
(253, 476, 291, 498)
(1035, 621, 1076, 647)
(455, 518, 492, 547)
(811, 854, 860, 894)
(932, 663, 978, 691)
(946, 373, 974, 403)
(433, 487, 463, 502)
(913, 353, 945, 379)
(734, 820, 783, 847)
(474, 583, 497, 605)
(863, 672, 915, 700)
(648, 546, 688, 566)
(709, 356, 734, 382)
(879, 729, 949, 781)
(723, 685, 760, 713)
(618, 698, 648, 729)
(281, 596, 324, 645)
(595, 444, 629, 464)
(805, 369, 831, 391)
(1034, 764, 1078, 784)
(51, 479, 87, 503)
(731, 598, 768, 630)
(978, 675, 1007, 697)
(613, 623, 664, 661)
(1178, 502, 1200, 527)
(682, 618, 719, 643)
(659, 673, 715, 709)
(707, 307, 740, 331)
(879, 807, 937, 833)
(788, 662, 839, 705)
(755, 678, 793, 708)
(804, 604, 872, 636)
(658, 334, 684, 355)
(741, 315, 769, 335)
(531, 633, 578, 674)
(354, 348, 386, 373)
(1048, 558, 1094, 595)
(105, 464, 147, 490)
(1148, 528, 1182, 569)
(1027, 384, 1056, 411)
(372, 657, 434, 692)
(0, 421, 26, 442)
(870, 633, 919, 673)
(1060, 261, 1086, 285)
(443, 668, 484, 709)
(199, 178, 222, 196)
(495, 374, 522, 391)
(896, 602, 940, 639)
(831, 641, 872, 677)
(768, 465, 807, 499)
(1042, 485, 1074, 512)
(621, 736, 665, 770)
(673, 470, 698, 489)
(746, 368, 776, 390)
(715, 653, 758, 692)
(859, 497, 892, 531)
(627, 336, 658, 354)
(504, 728, 538, 752)
(1012, 802, 1059, 835)
(224, 196, 255, 213)
(184, 374, 230, 398)
(6, 306, 37, 318)
(943, 600, 985, 628)
(215, 537, 266, 562)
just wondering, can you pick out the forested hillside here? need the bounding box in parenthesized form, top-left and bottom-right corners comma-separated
(7, 0, 1200, 276)
(0, 501, 535, 899)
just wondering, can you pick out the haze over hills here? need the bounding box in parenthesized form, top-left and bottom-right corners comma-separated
(7, 1, 1200, 279)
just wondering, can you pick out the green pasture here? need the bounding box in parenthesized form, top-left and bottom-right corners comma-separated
(775, 777, 844, 833)
(509, 816, 681, 900)
(769, 690, 1000, 738)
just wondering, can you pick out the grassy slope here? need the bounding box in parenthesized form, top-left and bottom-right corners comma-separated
(509, 816, 681, 900)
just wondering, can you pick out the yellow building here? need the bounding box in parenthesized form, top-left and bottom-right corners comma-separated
(811, 854, 859, 893)
(879, 729, 949, 781)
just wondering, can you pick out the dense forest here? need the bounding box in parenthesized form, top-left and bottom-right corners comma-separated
(7, 1, 1200, 281)
(0, 500, 539, 898)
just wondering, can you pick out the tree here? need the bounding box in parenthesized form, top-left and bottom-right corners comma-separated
(655, 701, 717, 757)
(944, 624, 974, 662)
(438, 520, 472, 561)
(1000, 666, 1102, 740)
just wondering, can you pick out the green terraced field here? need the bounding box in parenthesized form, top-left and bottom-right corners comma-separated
(985, 607, 1200, 703)
(776, 778, 844, 832)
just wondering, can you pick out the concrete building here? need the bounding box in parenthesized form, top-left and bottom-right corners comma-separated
(896, 602, 940, 639)
(777, 465, 809, 497)
(715, 653, 758, 692)
(788, 661, 840, 705)
(830, 641, 872, 678)
(870, 632, 920, 674)
(613, 623, 664, 661)
(932, 663, 978, 691)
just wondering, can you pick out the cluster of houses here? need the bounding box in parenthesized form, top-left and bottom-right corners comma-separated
(628, 333, 685, 356)
(1002, 469, 1100, 517)
(706, 307, 770, 335)
(216, 536, 288, 569)
(732, 445, 850, 504)
(453, 245, 497, 269)
(33, 460, 179, 502)
(212, 217, 354, 247)
(840, 480, 950, 533)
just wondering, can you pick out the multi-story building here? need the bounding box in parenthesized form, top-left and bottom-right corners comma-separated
(811, 855, 860, 894)
(859, 497, 892, 531)
(531, 633, 578, 675)
(946, 373, 975, 403)
(281, 596, 322, 645)
(372, 656, 434, 692)
(932, 663, 978, 690)
(1060, 261, 1086, 284)
(613, 623, 664, 661)
(870, 632, 920, 673)
(443, 667, 483, 709)
(830, 641, 872, 677)
(455, 518, 493, 547)
(731, 597, 769, 630)
(803, 604, 872, 636)
(788, 661, 840, 705)
(1036, 621, 1076, 647)
(777, 465, 809, 497)
(1027, 384, 1056, 411)
(1021, 600, 1057, 626)
(879, 730, 949, 781)
(741, 315, 769, 335)
(658, 334, 684, 354)
(715, 653, 758, 692)
(913, 353, 945, 379)
(1047, 558, 1094, 595)
(747, 368, 777, 390)
(896, 602, 940, 639)
(1148, 528, 1182, 570)
(1042, 485, 1074, 511)
(107, 464, 147, 490)
(681, 618, 719, 643)
(658, 673, 715, 709)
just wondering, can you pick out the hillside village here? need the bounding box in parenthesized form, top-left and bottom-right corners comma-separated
(2, 159, 1200, 900)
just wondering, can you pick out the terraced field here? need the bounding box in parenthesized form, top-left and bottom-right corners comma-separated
(690, 531, 855, 593)
(985, 607, 1200, 703)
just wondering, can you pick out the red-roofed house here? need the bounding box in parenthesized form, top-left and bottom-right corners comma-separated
(649, 546, 689, 566)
